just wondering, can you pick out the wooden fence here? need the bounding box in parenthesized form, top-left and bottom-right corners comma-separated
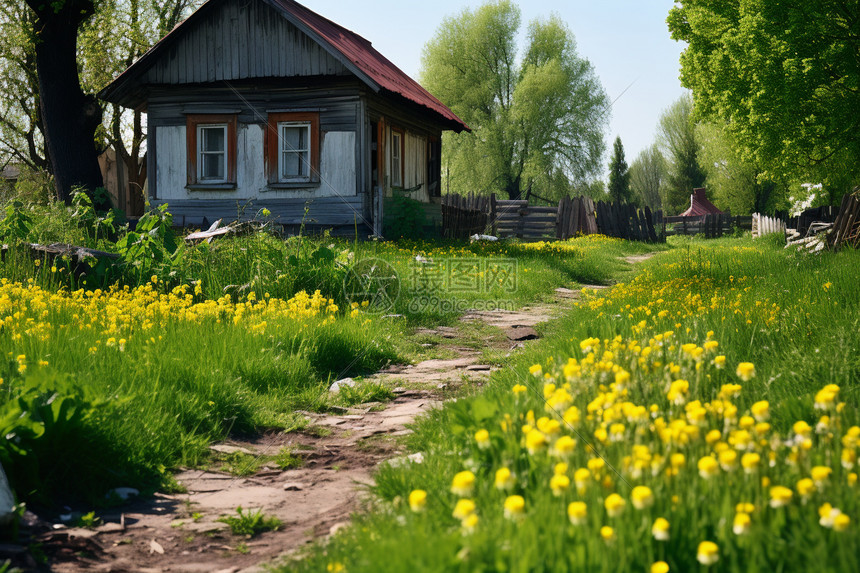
(752, 213, 786, 238)
(828, 191, 860, 251)
(594, 201, 661, 242)
(665, 214, 752, 238)
(556, 196, 599, 238)
(441, 193, 489, 239)
(442, 193, 664, 243)
(491, 198, 559, 240)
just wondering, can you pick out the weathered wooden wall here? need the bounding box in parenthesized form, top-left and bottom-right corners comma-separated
(142, 0, 350, 85)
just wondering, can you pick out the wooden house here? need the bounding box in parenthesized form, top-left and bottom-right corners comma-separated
(100, 0, 469, 235)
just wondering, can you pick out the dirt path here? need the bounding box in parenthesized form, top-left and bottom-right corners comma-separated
(31, 300, 575, 573)
(17, 257, 645, 573)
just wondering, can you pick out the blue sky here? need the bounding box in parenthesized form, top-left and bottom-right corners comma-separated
(302, 0, 688, 179)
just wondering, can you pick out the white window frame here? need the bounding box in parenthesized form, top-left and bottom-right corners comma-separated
(278, 121, 312, 183)
(197, 123, 229, 183)
(391, 130, 403, 188)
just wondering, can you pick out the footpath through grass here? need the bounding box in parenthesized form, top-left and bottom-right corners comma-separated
(0, 208, 651, 508)
(284, 236, 860, 573)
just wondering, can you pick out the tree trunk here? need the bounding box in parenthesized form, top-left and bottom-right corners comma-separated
(27, 0, 106, 207)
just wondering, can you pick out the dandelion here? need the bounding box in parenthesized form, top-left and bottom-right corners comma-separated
(604, 493, 625, 517)
(600, 525, 615, 543)
(574, 468, 591, 493)
(529, 364, 543, 377)
(652, 517, 670, 541)
(474, 429, 490, 450)
(494, 467, 515, 491)
(769, 486, 793, 508)
(451, 471, 475, 497)
(736, 362, 755, 381)
(719, 450, 738, 472)
(733, 512, 752, 535)
(713, 355, 726, 369)
(503, 495, 525, 520)
(814, 385, 839, 410)
(833, 513, 851, 532)
(697, 541, 719, 566)
(697, 456, 719, 479)
(452, 499, 476, 520)
(552, 435, 576, 457)
(811, 466, 832, 487)
(327, 562, 345, 573)
(741, 452, 760, 474)
(651, 562, 670, 573)
(550, 474, 570, 497)
(568, 501, 587, 525)
(461, 512, 479, 534)
(631, 486, 654, 510)
(512, 384, 527, 396)
(408, 490, 427, 512)
(819, 503, 842, 528)
(751, 400, 769, 421)
(525, 429, 548, 454)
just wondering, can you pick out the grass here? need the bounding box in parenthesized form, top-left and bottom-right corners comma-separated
(281, 237, 860, 573)
(0, 198, 661, 508)
(216, 506, 282, 537)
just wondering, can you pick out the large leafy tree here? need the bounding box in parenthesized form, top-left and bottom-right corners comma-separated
(668, 0, 860, 195)
(24, 0, 105, 204)
(421, 1, 609, 200)
(2, 0, 194, 207)
(629, 144, 665, 211)
(607, 136, 632, 204)
(697, 122, 785, 215)
(657, 94, 706, 215)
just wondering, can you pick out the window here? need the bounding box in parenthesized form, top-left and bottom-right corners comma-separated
(266, 112, 319, 185)
(278, 122, 311, 181)
(186, 114, 237, 188)
(198, 124, 228, 182)
(391, 129, 404, 188)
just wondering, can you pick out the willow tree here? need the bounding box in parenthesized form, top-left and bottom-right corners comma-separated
(421, 1, 609, 200)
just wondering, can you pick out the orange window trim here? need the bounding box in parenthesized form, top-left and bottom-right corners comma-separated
(186, 114, 238, 185)
(265, 112, 320, 183)
(391, 127, 405, 185)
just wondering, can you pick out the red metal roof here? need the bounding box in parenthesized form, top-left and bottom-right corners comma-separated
(679, 188, 724, 217)
(100, 0, 469, 133)
(274, 0, 469, 132)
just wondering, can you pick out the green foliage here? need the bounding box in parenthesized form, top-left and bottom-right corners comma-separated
(335, 381, 395, 408)
(668, 0, 860, 198)
(629, 144, 665, 210)
(422, 2, 608, 200)
(657, 94, 706, 215)
(115, 203, 179, 280)
(607, 136, 632, 204)
(217, 506, 281, 537)
(0, 370, 109, 503)
(70, 188, 118, 246)
(384, 194, 427, 239)
(697, 122, 787, 214)
(0, 202, 33, 243)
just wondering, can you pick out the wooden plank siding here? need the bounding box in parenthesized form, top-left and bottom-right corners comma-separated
(143, 0, 350, 86)
(154, 196, 368, 232)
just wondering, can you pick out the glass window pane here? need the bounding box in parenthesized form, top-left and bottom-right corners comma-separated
(201, 127, 225, 153)
(202, 152, 224, 180)
(282, 126, 307, 152)
(282, 151, 308, 178)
